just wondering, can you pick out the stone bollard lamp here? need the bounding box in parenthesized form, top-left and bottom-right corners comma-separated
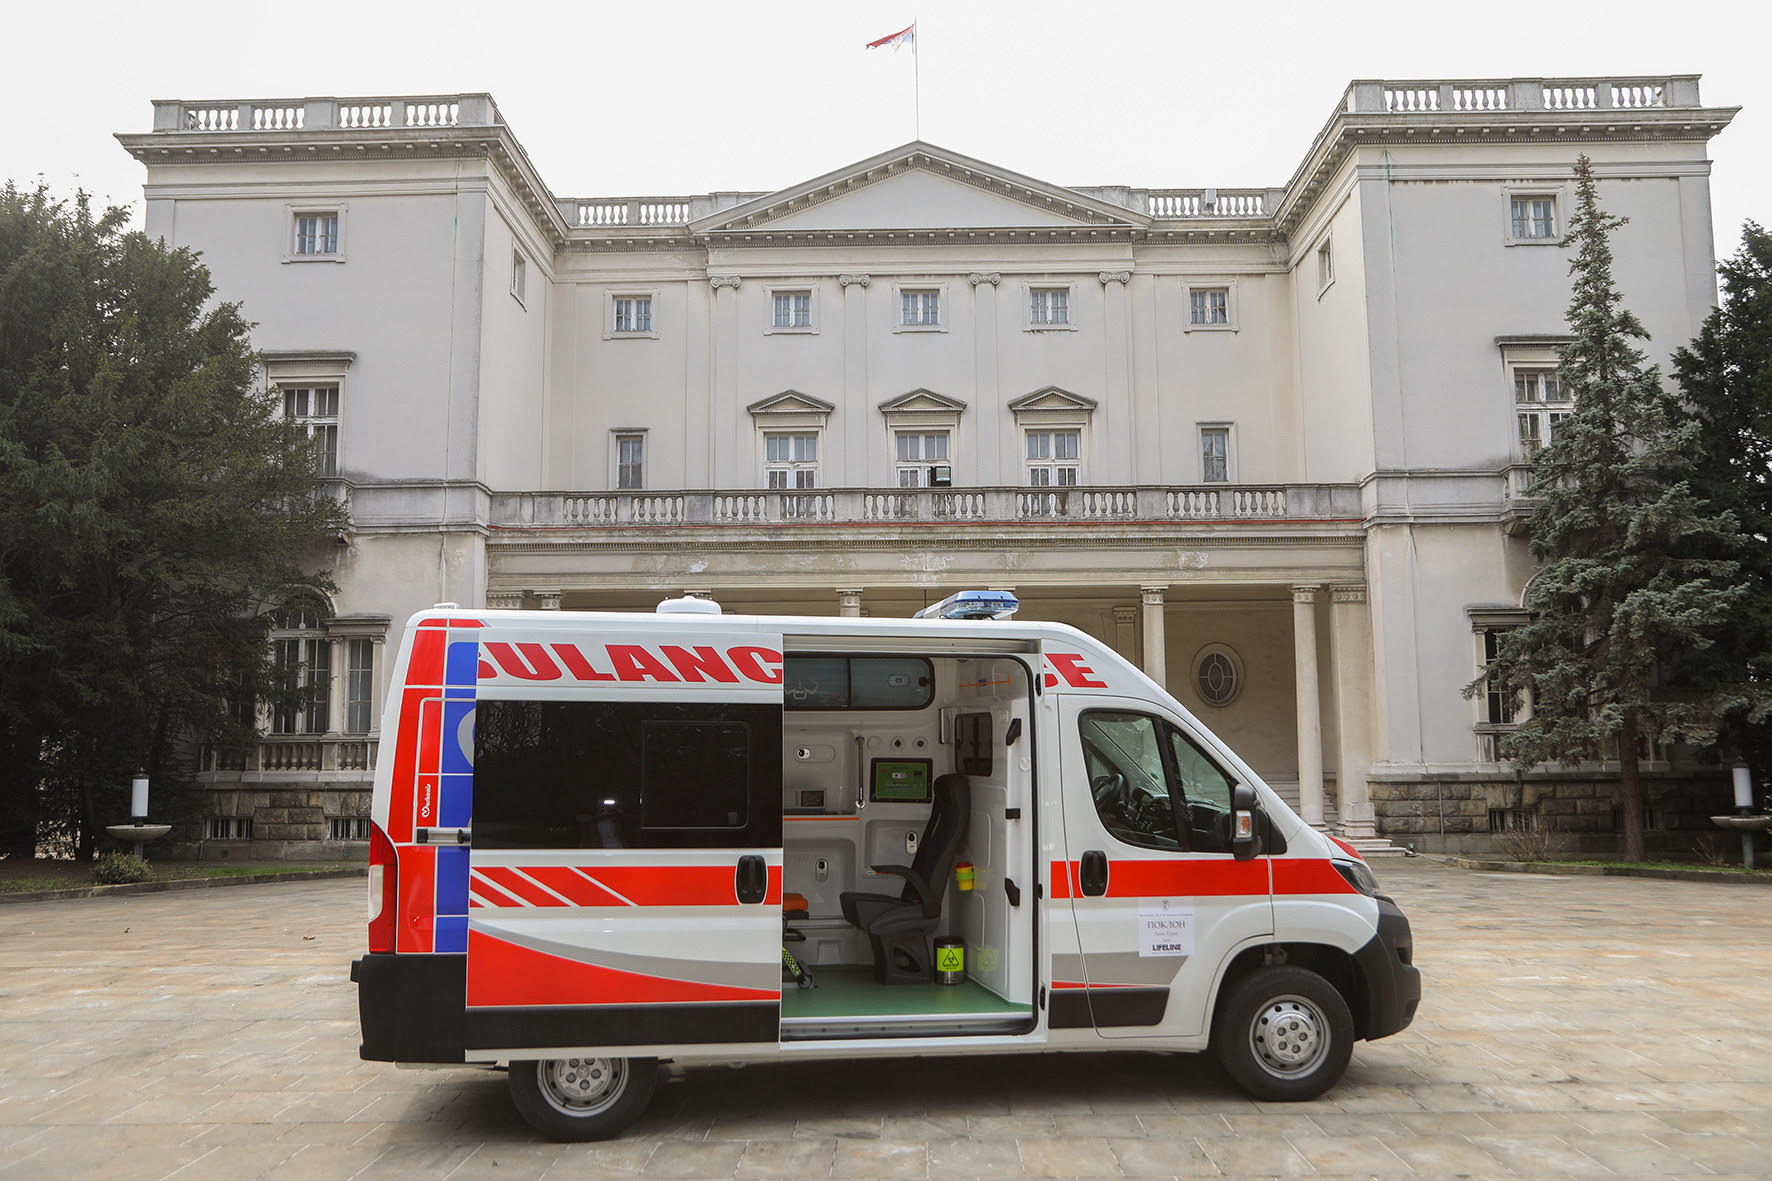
(105, 769, 172, 859)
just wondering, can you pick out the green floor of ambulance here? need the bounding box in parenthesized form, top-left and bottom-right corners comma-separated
(780, 966, 1031, 1019)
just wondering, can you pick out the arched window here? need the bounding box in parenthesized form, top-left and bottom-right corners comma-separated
(1193, 644, 1244, 708)
(269, 596, 332, 734)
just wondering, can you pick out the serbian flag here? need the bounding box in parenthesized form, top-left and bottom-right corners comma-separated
(867, 22, 916, 50)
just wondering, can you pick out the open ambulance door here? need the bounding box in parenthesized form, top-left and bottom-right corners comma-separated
(459, 624, 785, 1058)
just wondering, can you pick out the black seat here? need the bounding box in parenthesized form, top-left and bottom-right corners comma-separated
(839, 774, 971, 985)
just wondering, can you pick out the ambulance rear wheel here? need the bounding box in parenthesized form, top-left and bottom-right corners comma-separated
(507, 1055, 659, 1141)
(1213, 966, 1353, 1101)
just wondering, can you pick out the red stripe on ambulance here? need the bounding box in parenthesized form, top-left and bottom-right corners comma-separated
(466, 929, 777, 1007)
(467, 864, 783, 908)
(1049, 858, 1352, 899)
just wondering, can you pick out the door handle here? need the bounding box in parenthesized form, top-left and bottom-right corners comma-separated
(735, 855, 767, 904)
(1080, 850, 1108, 897)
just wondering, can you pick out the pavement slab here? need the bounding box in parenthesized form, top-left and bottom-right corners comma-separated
(2, 860, 1771, 1178)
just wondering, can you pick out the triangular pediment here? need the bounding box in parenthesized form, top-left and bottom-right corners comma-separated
(747, 390, 835, 416)
(878, 389, 968, 415)
(693, 143, 1148, 235)
(1007, 386, 1098, 414)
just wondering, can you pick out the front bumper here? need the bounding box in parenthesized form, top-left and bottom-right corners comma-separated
(1352, 897, 1421, 1040)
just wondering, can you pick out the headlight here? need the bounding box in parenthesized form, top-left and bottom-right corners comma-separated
(1333, 857, 1380, 897)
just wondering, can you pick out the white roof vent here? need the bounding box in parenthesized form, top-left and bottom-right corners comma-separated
(657, 594, 722, 615)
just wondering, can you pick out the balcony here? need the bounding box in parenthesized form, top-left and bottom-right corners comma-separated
(492, 484, 1361, 530)
(198, 736, 377, 781)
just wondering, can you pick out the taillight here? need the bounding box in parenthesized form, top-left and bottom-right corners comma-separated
(367, 821, 398, 953)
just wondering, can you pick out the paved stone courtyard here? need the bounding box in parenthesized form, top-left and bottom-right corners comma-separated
(2, 859, 1770, 1178)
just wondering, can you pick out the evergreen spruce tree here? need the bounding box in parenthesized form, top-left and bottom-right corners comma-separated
(1472, 157, 1748, 862)
(1667, 222, 1772, 791)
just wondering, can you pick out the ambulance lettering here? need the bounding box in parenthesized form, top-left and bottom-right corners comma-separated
(1043, 651, 1108, 690)
(476, 641, 784, 687)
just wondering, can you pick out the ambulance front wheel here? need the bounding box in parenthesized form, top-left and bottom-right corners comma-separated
(507, 1055, 660, 1141)
(1213, 966, 1354, 1101)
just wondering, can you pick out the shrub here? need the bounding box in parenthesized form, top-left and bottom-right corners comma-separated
(93, 852, 152, 885)
(1493, 814, 1567, 862)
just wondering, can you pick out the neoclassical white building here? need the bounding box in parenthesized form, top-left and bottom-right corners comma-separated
(118, 76, 1738, 855)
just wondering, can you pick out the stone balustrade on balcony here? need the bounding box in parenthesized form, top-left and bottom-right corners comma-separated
(150, 94, 499, 134)
(493, 484, 1361, 530)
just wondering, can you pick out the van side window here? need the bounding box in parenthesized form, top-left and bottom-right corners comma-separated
(1080, 711, 1183, 850)
(1079, 710, 1238, 854)
(474, 700, 781, 850)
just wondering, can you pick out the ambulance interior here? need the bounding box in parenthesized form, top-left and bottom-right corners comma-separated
(778, 651, 1038, 1039)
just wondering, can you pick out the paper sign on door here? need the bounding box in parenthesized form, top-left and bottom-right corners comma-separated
(1138, 899, 1196, 957)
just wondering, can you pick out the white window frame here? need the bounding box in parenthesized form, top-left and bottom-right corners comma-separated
(763, 431, 821, 489)
(611, 429, 646, 490)
(510, 249, 528, 307)
(604, 290, 659, 340)
(1502, 185, 1568, 247)
(894, 430, 952, 487)
(1502, 342, 1572, 459)
(1198, 422, 1236, 483)
(1182, 281, 1238, 332)
(1471, 608, 1533, 760)
(1315, 237, 1335, 297)
(264, 352, 353, 480)
(1023, 428, 1082, 487)
(1191, 643, 1245, 709)
(893, 282, 948, 333)
(283, 204, 346, 264)
(765, 286, 818, 335)
(269, 599, 332, 737)
(1024, 283, 1078, 332)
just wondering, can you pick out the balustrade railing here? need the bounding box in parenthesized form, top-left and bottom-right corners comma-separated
(153, 95, 492, 134)
(573, 198, 695, 227)
(199, 737, 378, 776)
(1349, 76, 1697, 116)
(502, 484, 1356, 529)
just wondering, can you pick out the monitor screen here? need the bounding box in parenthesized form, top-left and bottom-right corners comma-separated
(870, 758, 933, 803)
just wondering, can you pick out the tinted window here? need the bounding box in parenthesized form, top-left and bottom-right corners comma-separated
(784, 656, 932, 710)
(474, 700, 781, 850)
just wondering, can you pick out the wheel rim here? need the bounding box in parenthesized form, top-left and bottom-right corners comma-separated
(1247, 993, 1331, 1079)
(536, 1057, 627, 1117)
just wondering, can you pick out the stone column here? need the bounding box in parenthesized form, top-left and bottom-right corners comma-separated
(837, 588, 864, 618)
(325, 636, 347, 738)
(1112, 606, 1137, 661)
(368, 636, 385, 736)
(1140, 585, 1168, 690)
(1099, 270, 1133, 482)
(969, 273, 1002, 481)
(1292, 584, 1326, 826)
(710, 276, 742, 486)
(1329, 585, 1377, 837)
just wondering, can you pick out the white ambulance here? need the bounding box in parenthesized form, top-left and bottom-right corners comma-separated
(351, 592, 1419, 1141)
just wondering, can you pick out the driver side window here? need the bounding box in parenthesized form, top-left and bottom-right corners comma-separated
(1080, 711, 1182, 851)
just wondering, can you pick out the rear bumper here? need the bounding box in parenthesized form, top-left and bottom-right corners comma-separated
(1353, 897, 1421, 1041)
(351, 953, 466, 1063)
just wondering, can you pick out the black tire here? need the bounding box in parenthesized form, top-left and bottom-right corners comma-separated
(506, 1056, 659, 1141)
(1213, 965, 1354, 1101)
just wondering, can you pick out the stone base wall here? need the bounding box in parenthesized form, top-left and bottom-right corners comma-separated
(159, 785, 372, 861)
(1371, 771, 1735, 857)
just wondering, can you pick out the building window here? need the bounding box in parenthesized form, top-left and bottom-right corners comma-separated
(344, 639, 375, 735)
(614, 432, 645, 490)
(1515, 369, 1571, 455)
(269, 600, 330, 736)
(765, 432, 819, 489)
(1510, 196, 1556, 240)
(613, 295, 653, 334)
(207, 817, 253, 840)
(1189, 287, 1229, 326)
(1193, 644, 1244, 708)
(895, 431, 951, 487)
(901, 289, 941, 327)
(328, 817, 371, 841)
(1200, 425, 1231, 483)
(1480, 629, 1518, 725)
(293, 212, 338, 257)
(510, 250, 527, 304)
(772, 290, 812, 330)
(1025, 429, 1080, 486)
(1316, 240, 1334, 293)
(1029, 287, 1068, 326)
(282, 384, 340, 476)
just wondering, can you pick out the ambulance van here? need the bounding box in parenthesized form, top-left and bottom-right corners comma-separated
(351, 593, 1420, 1141)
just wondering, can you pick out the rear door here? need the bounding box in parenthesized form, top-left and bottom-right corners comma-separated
(462, 624, 784, 1057)
(1052, 695, 1274, 1039)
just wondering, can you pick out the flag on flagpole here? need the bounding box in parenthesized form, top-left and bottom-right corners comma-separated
(866, 22, 916, 50)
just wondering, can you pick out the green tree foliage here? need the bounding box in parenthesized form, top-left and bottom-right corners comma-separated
(1470, 157, 1749, 862)
(0, 183, 345, 859)
(1668, 222, 1772, 792)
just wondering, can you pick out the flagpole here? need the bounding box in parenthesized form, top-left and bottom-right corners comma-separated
(913, 20, 921, 140)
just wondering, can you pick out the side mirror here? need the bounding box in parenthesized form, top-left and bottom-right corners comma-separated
(1231, 783, 1264, 861)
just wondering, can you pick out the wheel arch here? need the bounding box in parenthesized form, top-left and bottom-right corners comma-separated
(1211, 941, 1372, 1041)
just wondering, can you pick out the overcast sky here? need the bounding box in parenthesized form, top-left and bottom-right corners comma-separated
(5, 0, 1766, 268)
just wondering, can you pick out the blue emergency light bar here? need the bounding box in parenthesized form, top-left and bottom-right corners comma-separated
(913, 590, 1021, 620)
